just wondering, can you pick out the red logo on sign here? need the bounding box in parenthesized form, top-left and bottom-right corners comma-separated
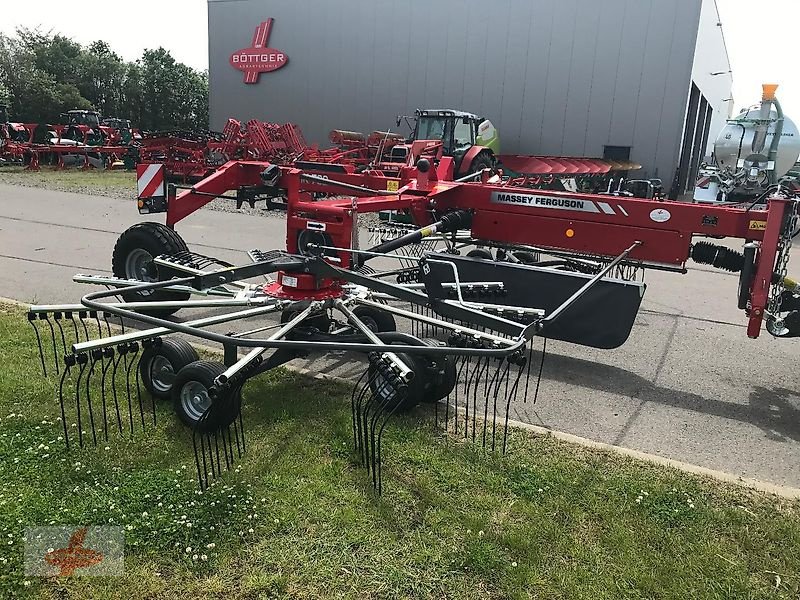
(229, 18, 288, 84)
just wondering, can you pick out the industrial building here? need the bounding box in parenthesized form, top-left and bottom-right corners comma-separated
(207, 0, 732, 197)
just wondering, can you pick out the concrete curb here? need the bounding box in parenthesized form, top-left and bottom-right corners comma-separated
(6, 296, 800, 499)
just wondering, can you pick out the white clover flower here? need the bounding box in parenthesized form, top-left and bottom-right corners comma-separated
(201, 554, 208, 561)
(185, 547, 192, 553)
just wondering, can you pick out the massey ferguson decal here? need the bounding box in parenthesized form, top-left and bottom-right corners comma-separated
(490, 191, 630, 216)
(229, 18, 288, 84)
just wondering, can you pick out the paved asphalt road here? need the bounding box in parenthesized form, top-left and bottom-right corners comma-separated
(2, 183, 800, 487)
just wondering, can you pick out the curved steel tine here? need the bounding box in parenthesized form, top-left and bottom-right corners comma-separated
(502, 359, 526, 454)
(42, 315, 59, 375)
(124, 342, 139, 436)
(100, 347, 114, 442)
(111, 345, 126, 435)
(533, 338, 548, 405)
(134, 346, 147, 429)
(375, 386, 407, 496)
(74, 354, 89, 448)
(490, 360, 512, 452)
(523, 342, 535, 402)
(483, 358, 507, 449)
(472, 357, 492, 443)
(350, 368, 370, 451)
(92, 311, 103, 338)
(27, 313, 47, 377)
(368, 377, 398, 491)
(102, 312, 113, 337)
(448, 355, 469, 436)
(78, 311, 91, 343)
(66, 312, 79, 347)
(54, 312, 68, 357)
(231, 384, 245, 459)
(84, 350, 103, 446)
(58, 356, 75, 449)
(355, 368, 379, 464)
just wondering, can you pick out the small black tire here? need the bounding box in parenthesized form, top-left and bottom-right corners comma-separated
(368, 351, 428, 413)
(171, 361, 241, 432)
(420, 339, 458, 403)
(352, 305, 396, 333)
(111, 222, 190, 316)
(280, 301, 331, 333)
(139, 338, 199, 400)
(513, 251, 538, 265)
(467, 248, 493, 261)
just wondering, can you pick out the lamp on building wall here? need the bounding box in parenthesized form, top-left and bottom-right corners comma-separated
(710, 70, 732, 76)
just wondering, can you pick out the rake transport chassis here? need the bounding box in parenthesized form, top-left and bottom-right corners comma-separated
(29, 155, 800, 492)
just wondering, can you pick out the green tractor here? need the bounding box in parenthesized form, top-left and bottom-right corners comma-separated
(397, 109, 500, 177)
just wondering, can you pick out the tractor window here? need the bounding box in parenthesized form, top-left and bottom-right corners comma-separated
(453, 119, 473, 151)
(416, 117, 448, 141)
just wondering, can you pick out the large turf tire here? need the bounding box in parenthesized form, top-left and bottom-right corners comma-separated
(111, 222, 190, 316)
(171, 361, 241, 432)
(352, 305, 396, 333)
(468, 151, 494, 175)
(139, 338, 199, 400)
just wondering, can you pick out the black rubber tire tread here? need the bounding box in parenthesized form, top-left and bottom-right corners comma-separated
(466, 248, 493, 261)
(468, 151, 494, 175)
(171, 360, 240, 432)
(513, 251, 538, 265)
(139, 338, 199, 400)
(111, 222, 190, 316)
(352, 305, 397, 333)
(420, 338, 458, 403)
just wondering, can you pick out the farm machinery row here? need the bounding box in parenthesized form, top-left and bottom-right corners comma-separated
(0, 107, 140, 170)
(137, 109, 653, 198)
(27, 88, 800, 494)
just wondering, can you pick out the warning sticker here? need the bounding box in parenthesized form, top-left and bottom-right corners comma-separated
(490, 191, 600, 213)
(386, 180, 399, 192)
(748, 220, 767, 231)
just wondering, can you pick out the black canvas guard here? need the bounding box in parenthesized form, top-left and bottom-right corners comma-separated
(419, 253, 645, 349)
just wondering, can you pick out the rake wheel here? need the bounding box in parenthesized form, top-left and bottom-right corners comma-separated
(352, 305, 396, 333)
(367, 351, 429, 413)
(420, 339, 457, 403)
(280, 301, 332, 333)
(111, 222, 190, 316)
(172, 361, 241, 432)
(466, 248, 493, 260)
(139, 338, 200, 400)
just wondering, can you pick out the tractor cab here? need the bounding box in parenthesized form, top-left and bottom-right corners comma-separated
(59, 110, 104, 145)
(398, 109, 500, 176)
(63, 110, 102, 128)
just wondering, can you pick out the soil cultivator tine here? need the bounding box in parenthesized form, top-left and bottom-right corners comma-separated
(123, 342, 140, 436)
(99, 347, 115, 442)
(58, 355, 75, 449)
(192, 384, 246, 491)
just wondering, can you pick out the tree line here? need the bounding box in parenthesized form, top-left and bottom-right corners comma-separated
(0, 29, 208, 131)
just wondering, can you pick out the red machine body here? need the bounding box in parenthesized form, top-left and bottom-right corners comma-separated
(162, 160, 792, 340)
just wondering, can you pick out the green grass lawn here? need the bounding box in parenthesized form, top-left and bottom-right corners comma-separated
(2, 302, 800, 599)
(0, 166, 135, 198)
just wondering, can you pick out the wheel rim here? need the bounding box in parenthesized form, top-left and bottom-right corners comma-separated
(148, 355, 175, 394)
(180, 381, 212, 422)
(125, 248, 156, 282)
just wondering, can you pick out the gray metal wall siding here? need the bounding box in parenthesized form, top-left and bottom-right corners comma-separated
(208, 0, 701, 179)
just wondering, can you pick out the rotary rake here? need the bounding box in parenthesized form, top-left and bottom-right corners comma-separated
(28, 155, 800, 494)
